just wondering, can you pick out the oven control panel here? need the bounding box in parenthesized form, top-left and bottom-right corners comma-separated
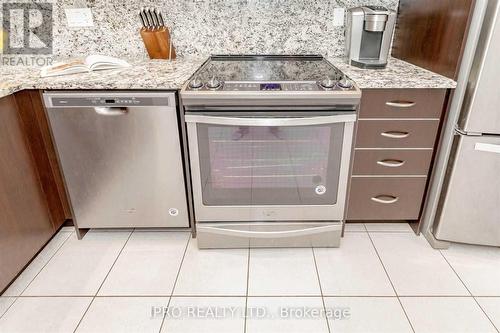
(223, 82, 321, 91)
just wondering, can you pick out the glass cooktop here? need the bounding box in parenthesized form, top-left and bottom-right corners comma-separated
(197, 55, 344, 82)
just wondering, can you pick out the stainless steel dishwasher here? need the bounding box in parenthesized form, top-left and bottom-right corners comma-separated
(43, 91, 189, 229)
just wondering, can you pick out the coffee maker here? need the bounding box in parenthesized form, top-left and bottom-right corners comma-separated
(345, 6, 396, 69)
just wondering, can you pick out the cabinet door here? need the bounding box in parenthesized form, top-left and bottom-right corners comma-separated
(352, 149, 434, 176)
(356, 119, 440, 148)
(359, 89, 446, 119)
(15, 90, 71, 229)
(348, 177, 427, 220)
(0, 95, 54, 292)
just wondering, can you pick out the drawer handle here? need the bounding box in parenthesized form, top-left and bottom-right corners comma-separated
(371, 195, 399, 204)
(380, 131, 410, 139)
(386, 101, 416, 108)
(377, 159, 406, 168)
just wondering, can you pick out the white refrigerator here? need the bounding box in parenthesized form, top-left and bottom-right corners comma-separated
(433, 0, 500, 246)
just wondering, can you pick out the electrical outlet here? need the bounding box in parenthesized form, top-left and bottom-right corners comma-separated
(333, 7, 345, 27)
(65, 8, 94, 27)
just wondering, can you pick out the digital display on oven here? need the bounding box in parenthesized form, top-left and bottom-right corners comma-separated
(260, 83, 282, 91)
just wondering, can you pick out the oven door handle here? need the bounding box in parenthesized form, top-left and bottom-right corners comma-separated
(184, 114, 356, 126)
(197, 224, 340, 239)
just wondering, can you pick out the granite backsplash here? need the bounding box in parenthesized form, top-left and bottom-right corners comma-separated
(1, 0, 399, 60)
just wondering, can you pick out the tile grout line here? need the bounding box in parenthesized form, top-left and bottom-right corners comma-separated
(363, 223, 414, 234)
(12, 293, 491, 298)
(0, 297, 17, 320)
(0, 230, 75, 320)
(438, 251, 472, 297)
(72, 229, 134, 333)
(17, 231, 74, 297)
(363, 231, 414, 233)
(244, 247, 250, 333)
(473, 297, 500, 333)
(166, 234, 192, 297)
(71, 296, 96, 333)
(439, 250, 500, 333)
(94, 230, 135, 296)
(158, 233, 191, 333)
(366, 231, 416, 333)
(311, 247, 332, 333)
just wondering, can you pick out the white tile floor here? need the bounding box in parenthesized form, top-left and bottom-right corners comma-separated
(1, 223, 499, 333)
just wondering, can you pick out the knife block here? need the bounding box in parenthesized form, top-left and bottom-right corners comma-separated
(140, 27, 176, 60)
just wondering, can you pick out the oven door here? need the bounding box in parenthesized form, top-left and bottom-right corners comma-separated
(185, 111, 356, 222)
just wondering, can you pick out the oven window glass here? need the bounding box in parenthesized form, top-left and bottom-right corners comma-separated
(197, 123, 344, 206)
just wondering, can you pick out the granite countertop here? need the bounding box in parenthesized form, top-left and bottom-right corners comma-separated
(0, 56, 455, 99)
(330, 57, 457, 89)
(0, 58, 206, 99)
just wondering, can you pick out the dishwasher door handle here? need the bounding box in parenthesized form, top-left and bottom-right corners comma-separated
(94, 107, 128, 116)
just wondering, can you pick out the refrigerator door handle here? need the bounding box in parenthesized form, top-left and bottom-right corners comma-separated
(475, 143, 500, 154)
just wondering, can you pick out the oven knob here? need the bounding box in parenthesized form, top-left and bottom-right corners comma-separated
(319, 77, 336, 89)
(189, 77, 203, 89)
(338, 76, 354, 89)
(315, 185, 327, 195)
(206, 76, 221, 89)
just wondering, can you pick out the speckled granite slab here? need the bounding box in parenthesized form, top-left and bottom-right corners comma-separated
(0, 85, 21, 99)
(39, 0, 398, 59)
(330, 57, 457, 89)
(0, 56, 455, 99)
(0, 58, 205, 98)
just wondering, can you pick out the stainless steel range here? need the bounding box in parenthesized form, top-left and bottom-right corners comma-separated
(181, 55, 361, 248)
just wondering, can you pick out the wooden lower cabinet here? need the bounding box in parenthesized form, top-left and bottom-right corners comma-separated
(352, 149, 434, 176)
(0, 95, 55, 292)
(358, 89, 447, 119)
(355, 119, 440, 149)
(15, 90, 71, 227)
(347, 177, 427, 220)
(347, 88, 448, 221)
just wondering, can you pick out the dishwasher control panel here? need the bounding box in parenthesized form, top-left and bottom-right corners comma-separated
(48, 96, 170, 108)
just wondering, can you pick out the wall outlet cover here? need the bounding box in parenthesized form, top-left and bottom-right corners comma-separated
(333, 7, 345, 27)
(65, 8, 94, 28)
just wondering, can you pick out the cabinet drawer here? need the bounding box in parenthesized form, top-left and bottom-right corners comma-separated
(359, 89, 447, 119)
(352, 149, 434, 175)
(356, 119, 440, 148)
(347, 177, 427, 220)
